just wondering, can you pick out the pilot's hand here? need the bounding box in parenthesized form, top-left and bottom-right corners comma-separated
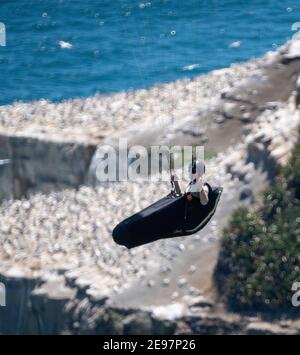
(198, 177, 203, 192)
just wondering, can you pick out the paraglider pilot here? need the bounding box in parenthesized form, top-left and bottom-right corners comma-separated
(186, 160, 209, 205)
(112, 157, 222, 249)
(171, 160, 209, 205)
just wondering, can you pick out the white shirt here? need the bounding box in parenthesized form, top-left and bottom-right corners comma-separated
(186, 178, 209, 205)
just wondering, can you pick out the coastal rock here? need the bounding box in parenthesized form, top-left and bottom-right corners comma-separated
(184, 295, 214, 309)
(183, 314, 241, 335)
(85, 288, 109, 305)
(282, 39, 300, 63)
(31, 279, 75, 335)
(0, 134, 96, 201)
(240, 112, 253, 123)
(123, 312, 153, 335)
(246, 321, 289, 335)
(0, 136, 13, 200)
(0, 269, 40, 334)
(240, 187, 253, 201)
(151, 303, 185, 321)
(0, 159, 13, 200)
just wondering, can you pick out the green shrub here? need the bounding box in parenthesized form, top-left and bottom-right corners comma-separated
(215, 139, 300, 313)
(282, 140, 300, 199)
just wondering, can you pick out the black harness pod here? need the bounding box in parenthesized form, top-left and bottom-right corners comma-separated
(112, 183, 222, 249)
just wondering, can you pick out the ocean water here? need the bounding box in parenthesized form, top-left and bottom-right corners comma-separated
(0, 0, 299, 105)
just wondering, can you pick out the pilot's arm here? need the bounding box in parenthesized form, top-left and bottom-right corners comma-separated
(199, 184, 209, 205)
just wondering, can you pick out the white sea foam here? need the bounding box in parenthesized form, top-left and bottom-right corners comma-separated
(229, 40, 241, 48)
(182, 63, 200, 71)
(58, 40, 73, 49)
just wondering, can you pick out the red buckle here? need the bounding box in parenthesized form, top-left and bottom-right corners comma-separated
(186, 194, 193, 201)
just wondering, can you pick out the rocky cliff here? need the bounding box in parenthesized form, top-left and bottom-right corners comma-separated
(1, 267, 300, 335)
(0, 134, 96, 200)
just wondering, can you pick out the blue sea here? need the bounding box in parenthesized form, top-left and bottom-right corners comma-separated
(0, 0, 299, 105)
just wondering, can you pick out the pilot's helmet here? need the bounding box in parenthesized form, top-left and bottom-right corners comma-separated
(188, 160, 205, 180)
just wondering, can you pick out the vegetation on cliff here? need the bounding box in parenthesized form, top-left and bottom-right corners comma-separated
(215, 137, 300, 313)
